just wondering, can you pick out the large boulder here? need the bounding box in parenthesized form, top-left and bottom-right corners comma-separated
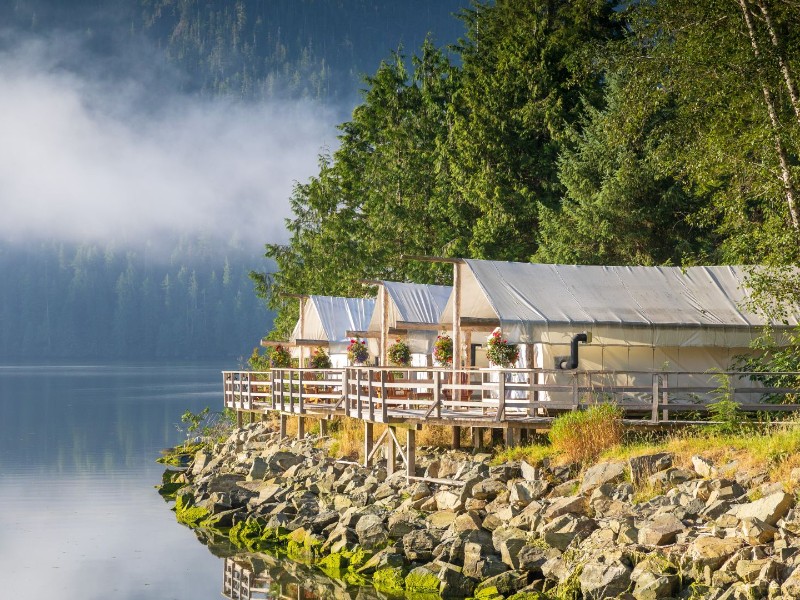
(437, 563, 475, 598)
(579, 559, 632, 600)
(580, 461, 626, 495)
(686, 535, 743, 577)
(544, 495, 588, 520)
(638, 514, 685, 546)
(541, 514, 597, 551)
(728, 491, 793, 526)
(402, 529, 441, 562)
(509, 480, 549, 506)
(354, 513, 387, 549)
(628, 453, 673, 485)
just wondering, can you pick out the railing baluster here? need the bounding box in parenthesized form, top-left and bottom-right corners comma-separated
(368, 368, 375, 421)
(381, 369, 388, 422)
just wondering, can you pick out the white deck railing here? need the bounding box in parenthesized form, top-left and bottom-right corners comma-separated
(222, 367, 800, 424)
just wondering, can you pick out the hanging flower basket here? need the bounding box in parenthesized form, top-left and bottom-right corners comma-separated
(387, 338, 412, 367)
(308, 346, 332, 369)
(347, 338, 370, 365)
(486, 328, 519, 368)
(433, 333, 453, 367)
(269, 344, 292, 368)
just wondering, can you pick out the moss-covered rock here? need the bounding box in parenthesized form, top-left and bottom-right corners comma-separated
(473, 585, 504, 600)
(318, 552, 349, 577)
(405, 566, 441, 594)
(373, 566, 406, 594)
(173, 492, 210, 526)
(229, 519, 265, 550)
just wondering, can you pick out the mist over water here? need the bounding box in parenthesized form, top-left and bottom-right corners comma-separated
(0, 24, 338, 253)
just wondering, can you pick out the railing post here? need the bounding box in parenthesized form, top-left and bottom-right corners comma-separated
(368, 368, 375, 421)
(496, 371, 506, 422)
(289, 369, 295, 413)
(279, 369, 285, 412)
(381, 369, 388, 422)
(572, 373, 579, 409)
(357, 368, 363, 419)
(246, 371, 252, 410)
(270, 369, 276, 410)
(651, 373, 659, 424)
(434, 370, 442, 419)
(299, 370, 305, 415)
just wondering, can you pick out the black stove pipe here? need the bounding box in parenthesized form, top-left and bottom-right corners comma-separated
(559, 332, 591, 369)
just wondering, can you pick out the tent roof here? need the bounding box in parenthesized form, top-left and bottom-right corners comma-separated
(445, 260, 797, 346)
(366, 281, 451, 332)
(292, 296, 375, 350)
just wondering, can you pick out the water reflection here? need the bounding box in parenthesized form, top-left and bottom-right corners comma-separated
(221, 556, 387, 600)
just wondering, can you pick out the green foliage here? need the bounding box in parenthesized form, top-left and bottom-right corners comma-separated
(269, 344, 293, 368)
(549, 403, 623, 464)
(179, 407, 236, 442)
(346, 338, 370, 365)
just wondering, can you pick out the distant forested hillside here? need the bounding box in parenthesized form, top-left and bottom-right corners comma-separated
(0, 239, 271, 360)
(138, 0, 466, 101)
(2, 0, 467, 102)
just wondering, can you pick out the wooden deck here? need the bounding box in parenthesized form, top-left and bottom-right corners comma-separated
(222, 366, 800, 479)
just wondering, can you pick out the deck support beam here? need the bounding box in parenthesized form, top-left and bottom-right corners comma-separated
(491, 428, 503, 447)
(505, 426, 517, 448)
(319, 419, 328, 436)
(452, 426, 461, 449)
(471, 427, 484, 449)
(364, 422, 374, 468)
(279, 414, 287, 439)
(297, 416, 305, 440)
(386, 425, 397, 475)
(236, 410, 243, 428)
(406, 428, 416, 479)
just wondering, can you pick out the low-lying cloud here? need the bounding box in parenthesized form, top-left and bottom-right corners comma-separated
(0, 33, 337, 253)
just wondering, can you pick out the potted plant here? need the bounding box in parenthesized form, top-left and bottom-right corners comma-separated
(433, 333, 453, 367)
(387, 338, 412, 367)
(269, 344, 292, 368)
(308, 347, 332, 369)
(347, 338, 369, 365)
(485, 328, 519, 368)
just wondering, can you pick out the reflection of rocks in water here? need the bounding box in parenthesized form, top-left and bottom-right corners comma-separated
(222, 555, 386, 600)
(192, 527, 238, 558)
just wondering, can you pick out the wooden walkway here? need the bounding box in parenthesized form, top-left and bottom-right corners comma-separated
(222, 366, 800, 478)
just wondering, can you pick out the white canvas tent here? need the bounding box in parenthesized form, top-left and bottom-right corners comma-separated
(291, 295, 376, 367)
(442, 260, 797, 376)
(364, 281, 452, 365)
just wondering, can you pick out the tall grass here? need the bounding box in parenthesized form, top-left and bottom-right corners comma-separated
(549, 403, 623, 464)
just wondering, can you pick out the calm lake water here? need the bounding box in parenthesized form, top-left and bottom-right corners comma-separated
(0, 362, 232, 599)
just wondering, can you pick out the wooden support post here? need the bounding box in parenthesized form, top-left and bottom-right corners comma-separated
(662, 376, 670, 422)
(505, 426, 516, 448)
(452, 426, 461, 449)
(472, 427, 483, 449)
(381, 285, 389, 365)
(406, 428, 416, 479)
(297, 416, 305, 440)
(496, 372, 506, 422)
(380, 370, 388, 422)
(319, 419, 328, 436)
(433, 370, 442, 419)
(453, 261, 462, 370)
(356, 369, 363, 419)
(520, 428, 528, 443)
(260, 412, 268, 422)
(279, 414, 287, 439)
(368, 369, 375, 421)
(651, 373, 659, 424)
(364, 421, 374, 467)
(386, 425, 397, 475)
(236, 410, 243, 428)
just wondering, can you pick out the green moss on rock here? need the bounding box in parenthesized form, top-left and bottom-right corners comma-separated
(318, 552, 349, 577)
(373, 567, 406, 594)
(405, 566, 440, 594)
(474, 586, 504, 600)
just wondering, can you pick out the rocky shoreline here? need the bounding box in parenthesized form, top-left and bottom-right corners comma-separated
(159, 422, 800, 599)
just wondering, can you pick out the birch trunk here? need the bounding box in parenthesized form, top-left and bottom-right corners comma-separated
(754, 0, 800, 123)
(737, 0, 799, 229)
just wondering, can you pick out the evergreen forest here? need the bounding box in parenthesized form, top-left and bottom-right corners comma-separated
(260, 0, 800, 342)
(0, 239, 269, 360)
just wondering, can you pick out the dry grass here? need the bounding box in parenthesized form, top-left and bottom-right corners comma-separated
(549, 404, 624, 464)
